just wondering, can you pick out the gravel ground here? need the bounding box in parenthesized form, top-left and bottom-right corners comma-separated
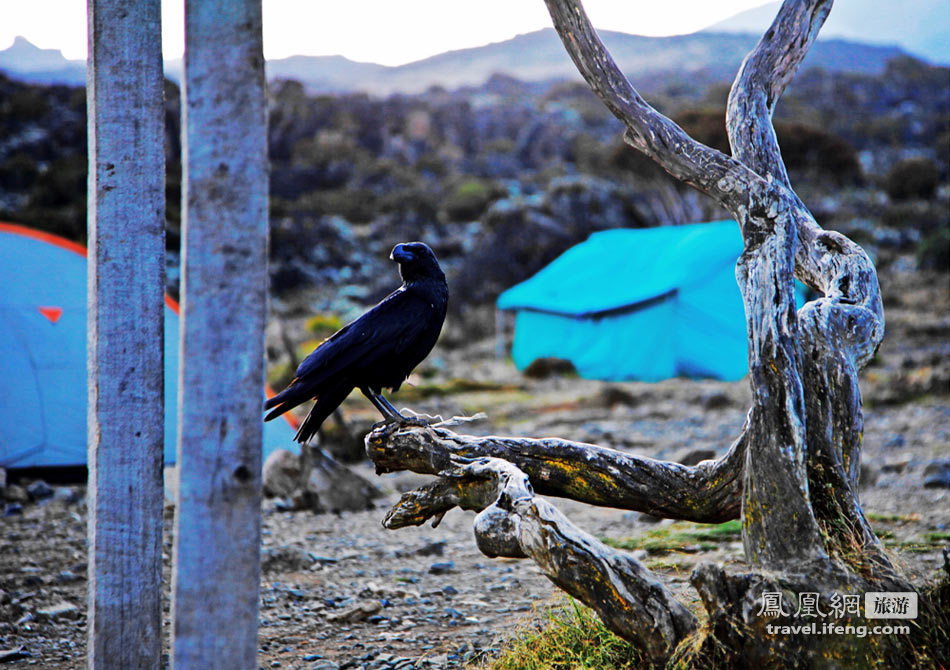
(1, 266, 947, 669)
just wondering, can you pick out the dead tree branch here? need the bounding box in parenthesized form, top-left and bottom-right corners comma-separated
(367, 0, 912, 659)
(383, 456, 698, 659)
(368, 418, 745, 523)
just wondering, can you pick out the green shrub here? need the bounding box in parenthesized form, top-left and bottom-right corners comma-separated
(305, 313, 343, 338)
(443, 178, 503, 222)
(885, 158, 940, 201)
(917, 227, 949, 271)
(880, 201, 946, 233)
(673, 109, 862, 183)
(0, 152, 39, 191)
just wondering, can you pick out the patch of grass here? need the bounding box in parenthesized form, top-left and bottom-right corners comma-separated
(476, 598, 653, 670)
(683, 520, 742, 542)
(644, 558, 691, 573)
(882, 576, 949, 668)
(923, 531, 950, 543)
(883, 540, 944, 554)
(865, 512, 920, 523)
(602, 521, 742, 556)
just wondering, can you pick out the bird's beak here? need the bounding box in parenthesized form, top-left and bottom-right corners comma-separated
(390, 244, 413, 263)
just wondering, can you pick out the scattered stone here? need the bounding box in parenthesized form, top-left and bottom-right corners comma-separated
(883, 433, 906, 449)
(416, 541, 446, 557)
(269, 497, 295, 512)
(702, 392, 734, 410)
(311, 662, 339, 670)
(638, 512, 663, 523)
(595, 385, 638, 408)
(308, 554, 338, 565)
(261, 546, 314, 573)
(881, 458, 910, 474)
(674, 448, 717, 467)
(263, 449, 303, 499)
(56, 570, 81, 584)
(3, 485, 27, 503)
(0, 467, 6, 491)
(3, 504, 22, 517)
(859, 463, 879, 489)
(429, 561, 455, 575)
(922, 459, 950, 488)
(0, 646, 31, 663)
(25, 480, 54, 502)
(36, 602, 79, 622)
(326, 600, 382, 623)
(52, 487, 81, 505)
(522, 357, 576, 379)
(300, 446, 383, 513)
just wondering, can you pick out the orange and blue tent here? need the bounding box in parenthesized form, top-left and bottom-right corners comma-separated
(0, 222, 297, 468)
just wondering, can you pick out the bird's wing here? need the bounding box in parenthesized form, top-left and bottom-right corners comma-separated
(293, 287, 427, 386)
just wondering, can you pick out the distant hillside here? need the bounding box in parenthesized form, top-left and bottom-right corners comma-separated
(261, 29, 906, 94)
(0, 37, 85, 86)
(0, 28, 908, 94)
(708, 0, 949, 64)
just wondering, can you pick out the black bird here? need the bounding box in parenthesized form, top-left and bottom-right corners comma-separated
(264, 241, 448, 443)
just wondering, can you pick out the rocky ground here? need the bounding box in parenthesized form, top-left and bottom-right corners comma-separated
(0, 263, 947, 669)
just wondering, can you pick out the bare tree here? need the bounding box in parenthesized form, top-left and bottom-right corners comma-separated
(366, 0, 940, 664)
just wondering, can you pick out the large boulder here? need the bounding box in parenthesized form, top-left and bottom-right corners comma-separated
(262, 445, 382, 513)
(262, 449, 302, 499)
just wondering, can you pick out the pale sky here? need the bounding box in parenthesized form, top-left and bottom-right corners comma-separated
(0, 0, 775, 66)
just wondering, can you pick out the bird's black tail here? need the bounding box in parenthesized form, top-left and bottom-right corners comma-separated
(293, 384, 354, 444)
(264, 380, 310, 421)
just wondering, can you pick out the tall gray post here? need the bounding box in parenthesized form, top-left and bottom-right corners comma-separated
(86, 0, 165, 668)
(171, 0, 268, 667)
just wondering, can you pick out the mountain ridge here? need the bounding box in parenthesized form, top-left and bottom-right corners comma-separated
(706, 0, 948, 64)
(0, 27, 911, 94)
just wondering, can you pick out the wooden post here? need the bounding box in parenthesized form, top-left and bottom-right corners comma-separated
(171, 0, 268, 667)
(86, 0, 165, 668)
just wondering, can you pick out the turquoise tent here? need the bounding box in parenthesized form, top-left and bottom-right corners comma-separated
(497, 220, 804, 382)
(0, 222, 297, 469)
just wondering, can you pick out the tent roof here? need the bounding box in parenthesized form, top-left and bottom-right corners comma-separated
(497, 220, 743, 316)
(0, 222, 298, 468)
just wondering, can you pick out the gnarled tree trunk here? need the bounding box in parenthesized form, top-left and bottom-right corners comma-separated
(365, 0, 935, 665)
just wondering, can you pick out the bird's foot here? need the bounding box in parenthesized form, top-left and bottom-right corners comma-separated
(396, 410, 443, 427)
(371, 415, 403, 431)
(371, 410, 443, 430)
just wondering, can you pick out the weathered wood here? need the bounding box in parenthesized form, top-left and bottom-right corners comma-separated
(726, 0, 894, 577)
(727, 0, 833, 188)
(171, 1, 268, 668)
(368, 418, 746, 523)
(384, 456, 698, 660)
(86, 1, 165, 667)
(367, 0, 915, 661)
